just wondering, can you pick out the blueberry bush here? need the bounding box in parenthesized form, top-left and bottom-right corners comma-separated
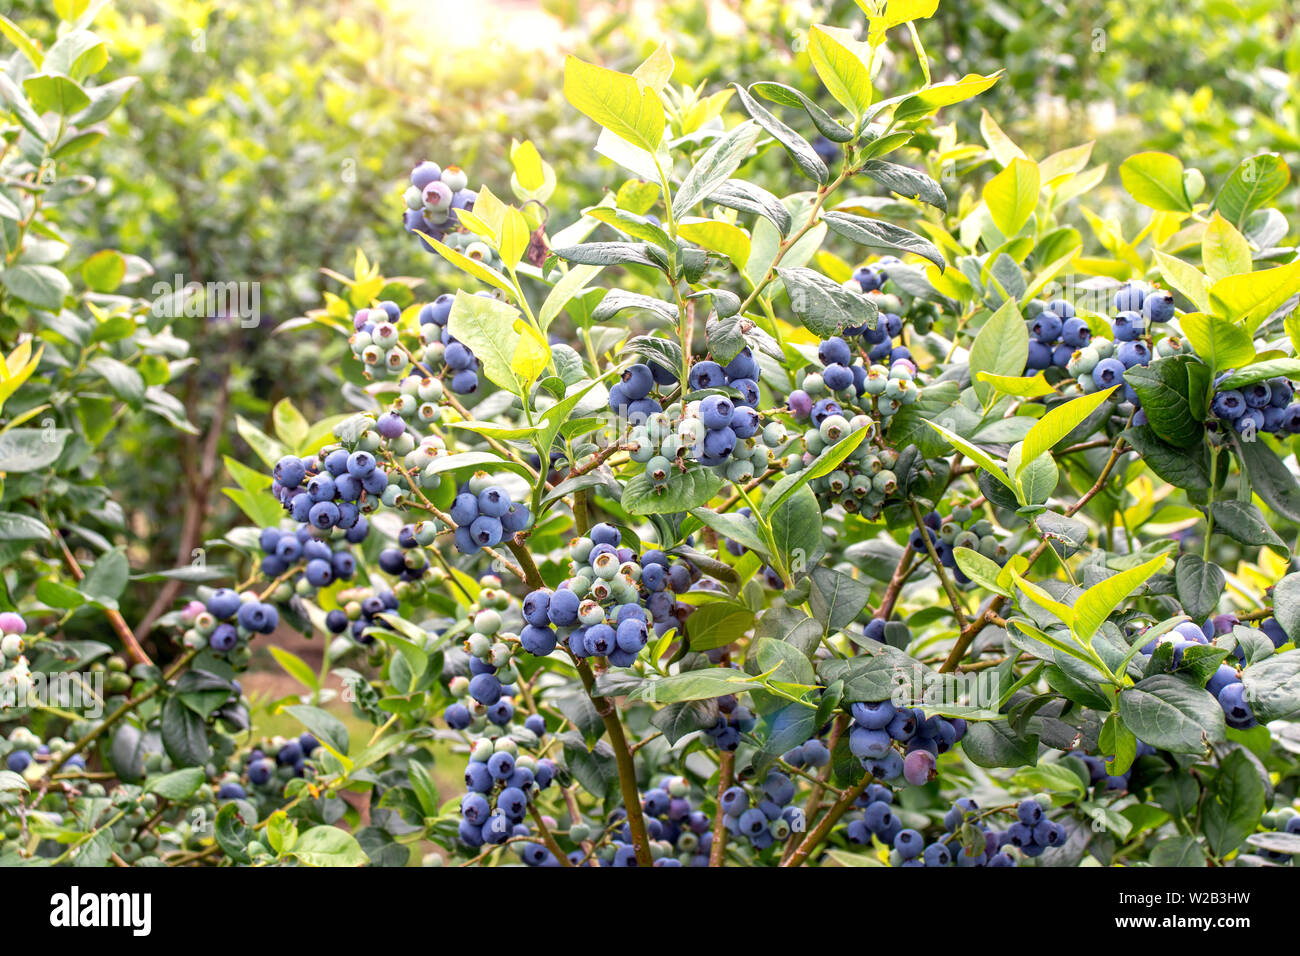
(2, 0, 1300, 869)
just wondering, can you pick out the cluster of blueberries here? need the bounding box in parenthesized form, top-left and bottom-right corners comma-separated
(418, 292, 482, 395)
(6, 734, 86, 775)
(517, 524, 697, 665)
(198, 587, 280, 653)
(377, 521, 440, 583)
(272, 448, 384, 538)
(704, 692, 759, 751)
(447, 599, 530, 729)
(618, 350, 785, 486)
(348, 300, 411, 379)
(323, 585, 401, 645)
(1142, 617, 1276, 730)
(1024, 297, 1096, 373)
(631, 777, 715, 866)
(1058, 283, 1185, 411)
(846, 693, 968, 787)
(449, 479, 532, 555)
(781, 736, 832, 769)
(237, 734, 320, 790)
(257, 525, 357, 590)
(458, 736, 559, 861)
(909, 505, 1009, 582)
(719, 770, 803, 852)
(402, 160, 479, 251)
(1210, 375, 1300, 435)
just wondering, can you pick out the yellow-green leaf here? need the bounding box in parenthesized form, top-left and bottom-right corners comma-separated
(808, 24, 873, 118)
(1017, 386, 1117, 477)
(1178, 312, 1255, 373)
(678, 218, 750, 267)
(1209, 259, 1300, 333)
(1153, 251, 1210, 314)
(564, 54, 665, 154)
(1119, 151, 1191, 213)
(1073, 554, 1167, 645)
(976, 370, 1055, 398)
(983, 157, 1039, 237)
(924, 418, 1018, 497)
(1201, 211, 1251, 282)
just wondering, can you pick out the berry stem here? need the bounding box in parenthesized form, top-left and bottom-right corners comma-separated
(708, 749, 735, 866)
(574, 657, 654, 866)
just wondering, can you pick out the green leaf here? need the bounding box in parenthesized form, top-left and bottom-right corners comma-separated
(80, 548, 128, 608)
(1213, 358, 1300, 392)
(1214, 153, 1291, 229)
(708, 180, 792, 237)
(1119, 151, 1192, 212)
(1153, 251, 1210, 314)
(283, 704, 349, 759)
(924, 418, 1018, 497)
(968, 298, 1028, 405)
(145, 767, 204, 800)
(1234, 432, 1300, 524)
(0, 14, 43, 68)
(672, 121, 762, 217)
(761, 425, 871, 516)
(1073, 553, 1167, 645)
(684, 601, 756, 651)
(81, 249, 126, 293)
(626, 669, 763, 704)
(807, 566, 871, 633)
(290, 826, 369, 867)
(689, 508, 768, 556)
(622, 465, 723, 515)
(23, 73, 89, 114)
(858, 159, 947, 212)
(953, 547, 1010, 596)
(1272, 574, 1300, 645)
(161, 696, 210, 768)
(982, 157, 1040, 237)
(1117, 674, 1225, 753)
(1178, 313, 1254, 375)
(750, 81, 853, 142)
(562, 55, 665, 154)
(446, 290, 541, 397)
(1210, 500, 1287, 553)
(1123, 425, 1211, 490)
(820, 210, 945, 271)
(0, 264, 70, 309)
(776, 266, 878, 338)
(730, 83, 828, 184)
(268, 646, 320, 692)
(234, 415, 288, 470)
(1018, 387, 1117, 476)
(1241, 653, 1300, 721)
(1174, 554, 1224, 621)
(0, 512, 51, 542)
(1124, 355, 1211, 448)
(890, 72, 1001, 123)
(271, 399, 309, 450)
(1099, 712, 1137, 775)
(87, 356, 144, 404)
(1202, 749, 1266, 858)
(1150, 835, 1206, 866)
(768, 485, 822, 569)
